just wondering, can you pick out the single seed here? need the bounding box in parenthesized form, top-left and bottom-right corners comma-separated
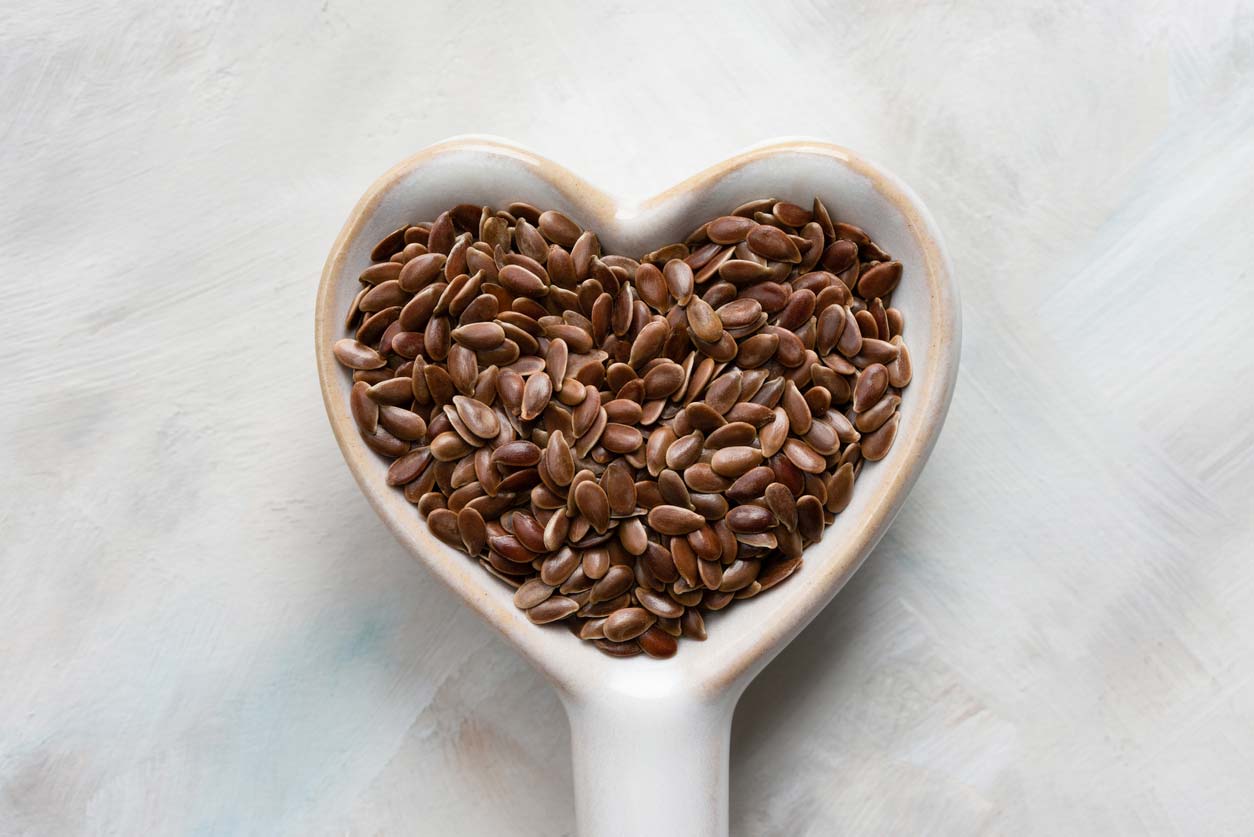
(601, 423, 643, 453)
(737, 333, 779, 368)
(521, 374, 553, 421)
(451, 321, 505, 350)
(583, 548, 611, 581)
(333, 339, 387, 370)
(705, 422, 755, 449)
(619, 517, 649, 555)
(680, 608, 707, 640)
(371, 226, 408, 261)
(637, 587, 684, 619)
(796, 496, 824, 543)
(663, 259, 695, 304)
(398, 253, 447, 292)
(888, 336, 912, 387)
(853, 363, 890, 412)
(349, 381, 379, 433)
(453, 395, 500, 439)
(856, 394, 900, 433)
(726, 466, 776, 503)
(782, 381, 811, 434)
(684, 463, 732, 493)
(665, 431, 704, 471)
(707, 215, 757, 244)
(492, 440, 541, 467)
(782, 438, 827, 474)
(538, 210, 582, 247)
(686, 297, 723, 342)
(765, 483, 797, 530)
(458, 507, 487, 555)
(726, 505, 775, 534)
(719, 559, 761, 592)
(591, 565, 635, 603)
(426, 508, 462, 547)
(543, 510, 570, 552)
(759, 407, 790, 457)
(386, 447, 431, 486)
(710, 446, 763, 478)
(514, 578, 555, 610)
(528, 596, 579, 624)
(574, 481, 611, 533)
(716, 298, 763, 329)
(746, 224, 802, 262)
(826, 463, 855, 513)
(862, 412, 900, 461)
(856, 260, 903, 298)
(603, 607, 656, 642)
(647, 505, 706, 535)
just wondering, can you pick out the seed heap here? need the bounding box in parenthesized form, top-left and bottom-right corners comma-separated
(333, 198, 912, 658)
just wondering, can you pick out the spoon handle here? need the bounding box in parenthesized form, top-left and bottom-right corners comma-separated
(565, 692, 738, 837)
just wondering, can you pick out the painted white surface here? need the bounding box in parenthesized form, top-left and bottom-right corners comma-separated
(2, 1, 1252, 834)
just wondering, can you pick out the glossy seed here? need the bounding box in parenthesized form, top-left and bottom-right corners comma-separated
(737, 333, 779, 368)
(856, 394, 900, 433)
(710, 446, 763, 478)
(451, 321, 505, 350)
(664, 259, 695, 305)
(453, 395, 500, 439)
(538, 210, 582, 247)
(707, 215, 757, 244)
(520, 373, 553, 421)
(601, 423, 643, 453)
(746, 224, 801, 262)
(888, 336, 912, 387)
(826, 463, 856, 513)
(705, 422, 755, 449)
(684, 463, 732, 493)
(782, 439, 827, 474)
(540, 547, 581, 586)
(574, 481, 611, 533)
(853, 364, 890, 412)
(636, 586, 684, 619)
(386, 447, 431, 486)
(686, 297, 723, 342)
(333, 339, 387, 370)
(857, 260, 903, 298)
(591, 565, 635, 603)
(349, 380, 379, 433)
(398, 252, 447, 292)
(603, 607, 656, 642)
(647, 505, 706, 535)
(514, 578, 555, 609)
(528, 596, 579, 624)
(781, 381, 812, 434)
(862, 412, 900, 461)
(457, 507, 487, 555)
(492, 440, 541, 467)
(726, 505, 775, 534)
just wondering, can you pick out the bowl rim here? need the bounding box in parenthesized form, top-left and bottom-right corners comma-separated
(315, 135, 961, 700)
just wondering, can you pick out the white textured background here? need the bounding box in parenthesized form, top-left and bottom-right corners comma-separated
(3, 1, 1253, 834)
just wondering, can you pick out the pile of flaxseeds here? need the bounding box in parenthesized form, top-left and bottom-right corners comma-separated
(333, 198, 911, 658)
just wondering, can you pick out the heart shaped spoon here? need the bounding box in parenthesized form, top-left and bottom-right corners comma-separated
(316, 136, 959, 836)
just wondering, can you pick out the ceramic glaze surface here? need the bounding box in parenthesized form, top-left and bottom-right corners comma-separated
(4, 2, 1254, 834)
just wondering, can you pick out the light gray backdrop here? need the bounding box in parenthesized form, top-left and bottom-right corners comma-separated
(3, 1, 1252, 834)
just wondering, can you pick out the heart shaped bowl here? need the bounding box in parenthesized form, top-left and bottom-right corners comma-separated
(316, 136, 959, 837)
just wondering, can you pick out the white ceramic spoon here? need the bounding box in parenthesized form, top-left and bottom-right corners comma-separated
(316, 136, 960, 837)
